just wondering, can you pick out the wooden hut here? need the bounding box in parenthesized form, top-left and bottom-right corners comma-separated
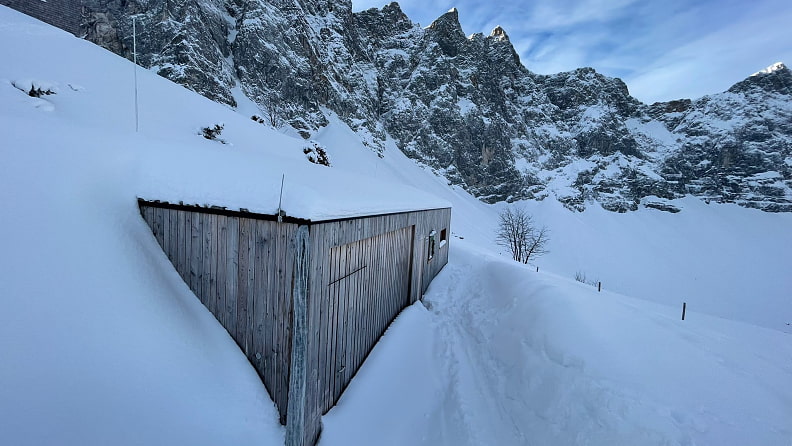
(138, 198, 450, 446)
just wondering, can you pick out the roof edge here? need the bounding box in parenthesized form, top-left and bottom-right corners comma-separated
(137, 198, 451, 225)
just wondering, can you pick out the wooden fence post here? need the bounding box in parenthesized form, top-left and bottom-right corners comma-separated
(682, 302, 686, 321)
(598, 282, 601, 292)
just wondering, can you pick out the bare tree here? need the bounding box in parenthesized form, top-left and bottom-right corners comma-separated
(496, 207, 550, 264)
(260, 90, 285, 129)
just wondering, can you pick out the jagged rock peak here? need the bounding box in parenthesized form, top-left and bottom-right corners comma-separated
(427, 7, 463, 33)
(490, 25, 509, 41)
(383, 2, 405, 14)
(426, 7, 466, 56)
(729, 61, 791, 95)
(363, 1, 412, 27)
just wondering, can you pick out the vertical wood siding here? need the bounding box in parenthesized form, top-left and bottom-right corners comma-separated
(140, 204, 295, 425)
(317, 225, 412, 413)
(303, 207, 452, 440)
(139, 202, 451, 446)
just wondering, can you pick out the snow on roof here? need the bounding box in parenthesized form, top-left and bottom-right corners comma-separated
(135, 138, 450, 222)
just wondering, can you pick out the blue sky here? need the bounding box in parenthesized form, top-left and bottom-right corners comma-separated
(351, 0, 792, 103)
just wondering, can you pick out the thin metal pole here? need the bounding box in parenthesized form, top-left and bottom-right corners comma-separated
(133, 16, 139, 132)
(277, 174, 285, 222)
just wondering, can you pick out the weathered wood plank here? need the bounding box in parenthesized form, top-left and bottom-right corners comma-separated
(251, 219, 268, 389)
(162, 209, 175, 263)
(207, 213, 219, 315)
(178, 210, 187, 283)
(333, 236, 348, 403)
(321, 226, 335, 414)
(323, 264, 335, 412)
(344, 238, 358, 387)
(169, 207, 178, 265)
(353, 237, 366, 371)
(217, 215, 229, 330)
(141, 205, 152, 228)
(277, 223, 293, 424)
(325, 232, 338, 408)
(235, 218, 250, 353)
(246, 218, 257, 359)
(307, 223, 327, 416)
(162, 210, 176, 263)
(225, 216, 239, 339)
(263, 221, 276, 411)
(153, 206, 165, 248)
(188, 211, 199, 294)
(316, 233, 329, 413)
(361, 230, 375, 371)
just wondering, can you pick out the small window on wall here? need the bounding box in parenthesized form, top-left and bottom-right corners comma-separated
(439, 228, 447, 248)
(427, 230, 436, 262)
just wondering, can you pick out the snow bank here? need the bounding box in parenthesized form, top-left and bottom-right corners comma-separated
(509, 197, 792, 332)
(324, 243, 792, 445)
(0, 91, 283, 446)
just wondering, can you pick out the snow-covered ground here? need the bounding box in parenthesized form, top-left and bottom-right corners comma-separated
(323, 245, 792, 445)
(1, 6, 790, 446)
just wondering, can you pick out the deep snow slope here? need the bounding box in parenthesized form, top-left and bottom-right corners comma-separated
(0, 8, 284, 446)
(509, 197, 792, 333)
(67, 0, 792, 210)
(2, 5, 791, 446)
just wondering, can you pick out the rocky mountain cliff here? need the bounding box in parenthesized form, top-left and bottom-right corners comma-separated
(77, 0, 792, 212)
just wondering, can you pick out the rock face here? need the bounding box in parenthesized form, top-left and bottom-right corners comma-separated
(32, 0, 792, 211)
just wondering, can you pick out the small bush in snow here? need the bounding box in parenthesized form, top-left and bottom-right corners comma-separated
(201, 124, 225, 143)
(27, 86, 55, 97)
(12, 80, 56, 97)
(574, 271, 600, 287)
(302, 141, 331, 167)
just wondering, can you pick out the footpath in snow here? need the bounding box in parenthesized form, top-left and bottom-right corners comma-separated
(321, 243, 792, 446)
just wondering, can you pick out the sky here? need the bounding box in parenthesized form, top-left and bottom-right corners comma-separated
(351, 0, 792, 104)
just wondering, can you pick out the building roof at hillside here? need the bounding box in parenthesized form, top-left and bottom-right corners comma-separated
(136, 146, 451, 223)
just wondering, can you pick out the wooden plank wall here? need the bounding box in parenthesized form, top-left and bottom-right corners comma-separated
(140, 204, 295, 425)
(419, 207, 452, 294)
(318, 225, 412, 413)
(301, 207, 452, 445)
(140, 203, 451, 446)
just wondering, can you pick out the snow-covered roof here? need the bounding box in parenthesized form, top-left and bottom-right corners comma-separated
(136, 146, 451, 222)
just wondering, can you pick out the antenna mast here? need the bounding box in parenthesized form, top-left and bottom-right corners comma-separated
(277, 174, 285, 223)
(133, 16, 139, 132)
